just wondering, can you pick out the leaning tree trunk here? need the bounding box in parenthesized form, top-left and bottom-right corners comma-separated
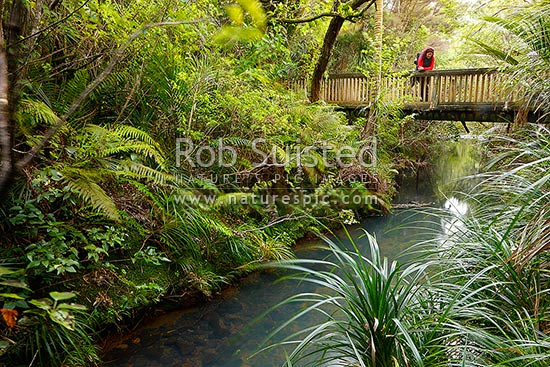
(310, 16, 345, 102)
(309, 0, 376, 102)
(0, 46, 12, 197)
(0, 0, 24, 198)
(363, 0, 383, 139)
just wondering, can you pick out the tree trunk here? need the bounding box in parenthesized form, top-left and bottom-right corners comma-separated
(363, 0, 383, 139)
(0, 0, 24, 198)
(309, 0, 376, 102)
(374, 0, 383, 89)
(310, 16, 345, 102)
(0, 16, 13, 197)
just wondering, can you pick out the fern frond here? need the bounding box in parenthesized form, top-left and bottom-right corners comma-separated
(274, 145, 288, 165)
(82, 124, 167, 168)
(58, 70, 91, 113)
(115, 160, 175, 184)
(126, 180, 164, 208)
(61, 169, 120, 221)
(113, 125, 162, 150)
(218, 136, 255, 147)
(15, 98, 61, 132)
(102, 143, 166, 166)
(200, 213, 233, 237)
(83, 124, 112, 140)
(102, 71, 129, 90)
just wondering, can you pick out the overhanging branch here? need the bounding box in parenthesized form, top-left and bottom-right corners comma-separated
(280, 12, 358, 24)
(279, 2, 374, 25)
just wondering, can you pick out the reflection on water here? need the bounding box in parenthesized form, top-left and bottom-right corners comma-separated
(442, 197, 468, 236)
(435, 138, 483, 195)
(444, 197, 468, 217)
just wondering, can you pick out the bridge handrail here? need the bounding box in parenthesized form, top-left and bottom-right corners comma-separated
(325, 68, 497, 79)
(289, 68, 518, 107)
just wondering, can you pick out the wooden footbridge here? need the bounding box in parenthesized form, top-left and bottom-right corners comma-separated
(290, 68, 547, 125)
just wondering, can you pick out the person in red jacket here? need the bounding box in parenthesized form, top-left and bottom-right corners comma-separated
(416, 47, 435, 71)
(414, 47, 435, 100)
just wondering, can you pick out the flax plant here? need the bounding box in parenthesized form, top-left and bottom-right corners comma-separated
(258, 231, 440, 367)
(404, 129, 550, 365)
(264, 126, 550, 366)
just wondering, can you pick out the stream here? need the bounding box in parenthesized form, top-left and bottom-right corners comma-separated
(102, 139, 481, 367)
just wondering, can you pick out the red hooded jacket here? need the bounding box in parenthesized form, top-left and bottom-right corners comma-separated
(416, 47, 435, 71)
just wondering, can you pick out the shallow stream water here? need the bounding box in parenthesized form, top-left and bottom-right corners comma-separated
(103, 139, 481, 367)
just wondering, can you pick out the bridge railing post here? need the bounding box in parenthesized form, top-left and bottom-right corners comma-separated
(431, 74, 440, 108)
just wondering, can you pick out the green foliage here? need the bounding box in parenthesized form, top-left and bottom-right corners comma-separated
(27, 292, 86, 331)
(330, 0, 467, 74)
(266, 126, 550, 366)
(469, 1, 550, 119)
(1, 0, 407, 365)
(260, 232, 432, 367)
(51, 123, 173, 221)
(5, 179, 128, 277)
(20, 297, 99, 367)
(0, 265, 98, 366)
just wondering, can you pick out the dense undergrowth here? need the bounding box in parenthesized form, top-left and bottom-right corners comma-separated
(0, 1, 406, 365)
